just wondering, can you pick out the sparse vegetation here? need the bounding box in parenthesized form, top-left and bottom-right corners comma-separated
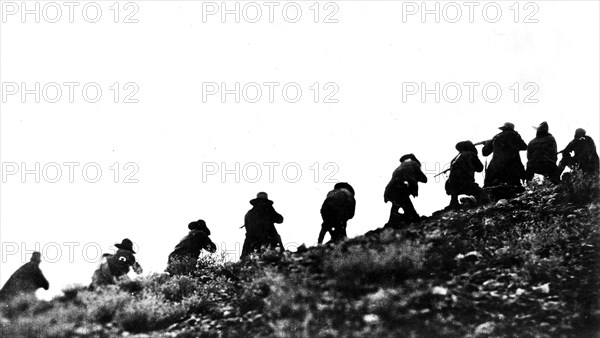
(1, 172, 599, 337)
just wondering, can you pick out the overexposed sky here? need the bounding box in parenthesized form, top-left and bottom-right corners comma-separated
(1, 1, 598, 299)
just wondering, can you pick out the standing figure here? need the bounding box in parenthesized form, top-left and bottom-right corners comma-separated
(240, 192, 284, 259)
(166, 219, 217, 274)
(319, 182, 356, 244)
(557, 128, 600, 177)
(384, 154, 427, 226)
(482, 122, 527, 187)
(444, 141, 487, 210)
(525, 121, 559, 183)
(0, 252, 49, 302)
(90, 238, 142, 288)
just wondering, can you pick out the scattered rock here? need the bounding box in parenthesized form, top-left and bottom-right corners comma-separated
(473, 321, 496, 336)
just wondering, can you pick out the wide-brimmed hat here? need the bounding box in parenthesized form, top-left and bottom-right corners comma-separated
(499, 122, 515, 131)
(250, 192, 273, 205)
(455, 140, 477, 153)
(188, 219, 210, 235)
(115, 238, 136, 253)
(399, 153, 421, 165)
(533, 121, 549, 133)
(575, 128, 586, 138)
(334, 182, 355, 195)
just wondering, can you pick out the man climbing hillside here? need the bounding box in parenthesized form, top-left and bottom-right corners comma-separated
(557, 128, 600, 178)
(166, 219, 217, 274)
(90, 238, 142, 288)
(319, 182, 356, 244)
(240, 192, 284, 258)
(384, 153, 427, 226)
(525, 121, 559, 183)
(444, 141, 488, 210)
(0, 252, 49, 302)
(482, 122, 527, 188)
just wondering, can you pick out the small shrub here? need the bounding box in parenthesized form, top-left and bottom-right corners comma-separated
(159, 275, 198, 302)
(324, 241, 429, 293)
(79, 286, 131, 323)
(559, 169, 600, 205)
(116, 294, 185, 332)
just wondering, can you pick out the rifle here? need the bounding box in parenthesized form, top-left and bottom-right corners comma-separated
(473, 139, 492, 146)
(433, 168, 450, 178)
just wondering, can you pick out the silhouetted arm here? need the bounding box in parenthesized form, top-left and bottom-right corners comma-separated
(482, 139, 493, 157)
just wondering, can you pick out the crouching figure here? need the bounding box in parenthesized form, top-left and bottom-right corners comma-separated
(166, 219, 217, 275)
(445, 141, 489, 210)
(384, 154, 427, 226)
(90, 238, 142, 288)
(319, 182, 356, 244)
(0, 251, 49, 302)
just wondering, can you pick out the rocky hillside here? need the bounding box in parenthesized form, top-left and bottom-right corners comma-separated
(2, 173, 599, 337)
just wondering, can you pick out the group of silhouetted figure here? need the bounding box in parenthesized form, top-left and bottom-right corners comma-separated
(1, 122, 598, 303)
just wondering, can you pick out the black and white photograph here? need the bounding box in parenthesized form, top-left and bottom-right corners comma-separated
(0, 1, 599, 336)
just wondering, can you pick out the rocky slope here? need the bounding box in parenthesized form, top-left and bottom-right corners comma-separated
(1, 174, 599, 337)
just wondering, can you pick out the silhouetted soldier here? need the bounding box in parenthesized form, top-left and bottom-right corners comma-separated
(90, 238, 142, 288)
(524, 121, 559, 183)
(319, 182, 356, 244)
(557, 128, 600, 177)
(444, 141, 488, 210)
(166, 220, 217, 274)
(240, 192, 284, 258)
(482, 122, 527, 187)
(384, 154, 427, 226)
(0, 252, 49, 302)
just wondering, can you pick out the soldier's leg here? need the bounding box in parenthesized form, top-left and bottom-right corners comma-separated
(318, 226, 328, 244)
(240, 234, 254, 259)
(400, 194, 419, 222)
(447, 195, 460, 209)
(386, 204, 400, 227)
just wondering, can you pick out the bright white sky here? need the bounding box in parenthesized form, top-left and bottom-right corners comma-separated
(0, 1, 598, 300)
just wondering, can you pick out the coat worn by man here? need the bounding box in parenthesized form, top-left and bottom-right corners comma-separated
(90, 239, 142, 288)
(445, 141, 486, 209)
(241, 192, 284, 258)
(558, 128, 600, 176)
(384, 154, 427, 225)
(482, 122, 527, 187)
(166, 220, 217, 274)
(525, 122, 558, 183)
(0, 252, 49, 302)
(319, 182, 356, 244)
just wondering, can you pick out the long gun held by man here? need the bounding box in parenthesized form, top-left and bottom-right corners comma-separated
(434, 140, 491, 177)
(473, 139, 492, 146)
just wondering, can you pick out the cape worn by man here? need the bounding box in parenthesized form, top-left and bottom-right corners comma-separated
(319, 182, 356, 244)
(384, 153, 427, 225)
(525, 121, 559, 183)
(482, 122, 527, 187)
(0, 252, 49, 302)
(241, 192, 284, 258)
